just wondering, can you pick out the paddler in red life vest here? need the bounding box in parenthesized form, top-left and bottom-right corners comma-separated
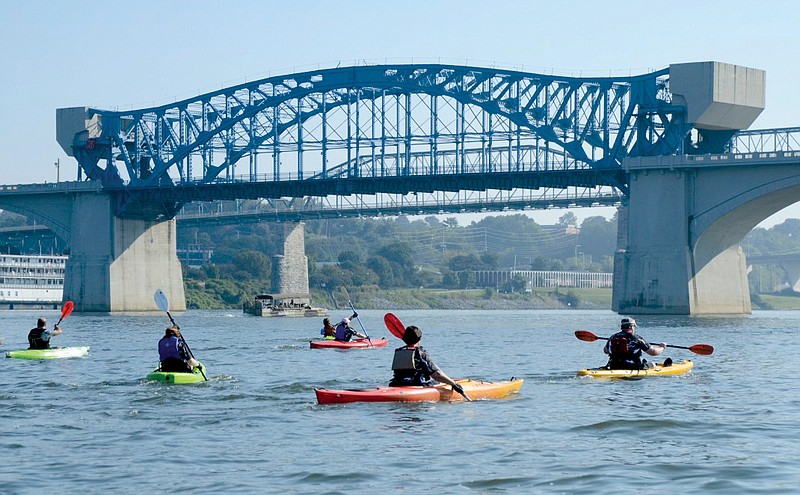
(389, 325, 465, 396)
(333, 313, 365, 342)
(158, 326, 199, 372)
(320, 318, 336, 339)
(603, 317, 668, 370)
(27, 317, 62, 350)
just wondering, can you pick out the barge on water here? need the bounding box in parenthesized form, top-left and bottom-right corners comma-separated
(243, 292, 327, 317)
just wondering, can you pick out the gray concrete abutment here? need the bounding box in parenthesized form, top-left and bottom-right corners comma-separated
(0, 183, 185, 312)
(613, 152, 800, 315)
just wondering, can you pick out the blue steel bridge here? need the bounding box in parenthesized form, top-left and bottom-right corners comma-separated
(60, 63, 689, 220)
(11, 60, 794, 313)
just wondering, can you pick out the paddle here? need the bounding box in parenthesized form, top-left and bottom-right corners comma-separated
(383, 312, 471, 401)
(574, 330, 715, 355)
(56, 300, 74, 326)
(384, 312, 406, 340)
(154, 289, 207, 381)
(341, 287, 372, 346)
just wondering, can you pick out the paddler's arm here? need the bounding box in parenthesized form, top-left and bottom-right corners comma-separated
(431, 370, 459, 389)
(645, 342, 666, 356)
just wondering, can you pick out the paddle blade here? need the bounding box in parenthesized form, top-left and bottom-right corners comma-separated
(575, 330, 600, 342)
(384, 313, 406, 339)
(154, 289, 170, 312)
(689, 344, 714, 355)
(61, 300, 74, 319)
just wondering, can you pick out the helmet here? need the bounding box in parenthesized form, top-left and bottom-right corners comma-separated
(342, 318, 350, 325)
(620, 317, 637, 330)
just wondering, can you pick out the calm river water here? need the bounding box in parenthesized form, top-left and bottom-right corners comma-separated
(1, 309, 798, 494)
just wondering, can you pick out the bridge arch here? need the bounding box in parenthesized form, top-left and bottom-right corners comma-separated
(58, 64, 679, 194)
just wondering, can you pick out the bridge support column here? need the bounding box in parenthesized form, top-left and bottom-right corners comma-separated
(612, 167, 751, 315)
(271, 222, 310, 302)
(64, 194, 185, 312)
(779, 262, 800, 292)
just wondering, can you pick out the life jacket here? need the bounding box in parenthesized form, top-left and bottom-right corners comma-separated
(334, 323, 352, 341)
(607, 332, 643, 369)
(28, 327, 50, 350)
(609, 335, 634, 358)
(158, 336, 183, 362)
(390, 346, 433, 386)
(391, 347, 417, 371)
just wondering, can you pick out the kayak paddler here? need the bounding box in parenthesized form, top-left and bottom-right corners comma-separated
(603, 317, 668, 370)
(333, 313, 365, 342)
(320, 318, 336, 339)
(158, 326, 199, 372)
(389, 325, 466, 398)
(28, 317, 61, 350)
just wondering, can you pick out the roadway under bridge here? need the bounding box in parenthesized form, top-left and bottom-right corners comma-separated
(0, 60, 785, 314)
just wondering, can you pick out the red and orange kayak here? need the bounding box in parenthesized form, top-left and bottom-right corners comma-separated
(315, 378, 523, 404)
(309, 337, 388, 349)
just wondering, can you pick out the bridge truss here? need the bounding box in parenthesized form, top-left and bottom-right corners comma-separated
(68, 64, 689, 218)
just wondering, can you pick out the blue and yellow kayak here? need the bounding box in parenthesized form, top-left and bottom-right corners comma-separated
(146, 362, 207, 384)
(577, 359, 694, 378)
(6, 346, 90, 359)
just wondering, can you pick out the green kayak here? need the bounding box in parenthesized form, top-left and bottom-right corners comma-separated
(146, 362, 207, 384)
(6, 346, 90, 360)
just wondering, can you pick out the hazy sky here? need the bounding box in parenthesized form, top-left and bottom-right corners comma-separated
(2, 0, 799, 226)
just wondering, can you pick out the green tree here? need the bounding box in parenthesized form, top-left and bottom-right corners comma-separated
(232, 250, 271, 279)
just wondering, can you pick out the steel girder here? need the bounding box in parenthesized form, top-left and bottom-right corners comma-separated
(70, 64, 684, 217)
(75, 65, 683, 186)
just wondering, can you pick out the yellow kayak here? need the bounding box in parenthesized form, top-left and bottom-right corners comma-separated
(577, 359, 694, 378)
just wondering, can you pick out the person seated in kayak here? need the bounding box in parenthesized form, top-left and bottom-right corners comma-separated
(320, 318, 336, 339)
(158, 326, 200, 373)
(27, 317, 62, 350)
(389, 325, 466, 396)
(333, 314, 365, 342)
(604, 317, 667, 370)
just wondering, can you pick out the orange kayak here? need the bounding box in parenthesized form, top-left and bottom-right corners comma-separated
(309, 337, 388, 349)
(315, 378, 523, 404)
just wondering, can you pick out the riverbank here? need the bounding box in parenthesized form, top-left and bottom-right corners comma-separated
(187, 281, 800, 311)
(324, 287, 612, 311)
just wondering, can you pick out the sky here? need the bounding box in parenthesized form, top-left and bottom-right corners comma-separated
(2, 0, 799, 227)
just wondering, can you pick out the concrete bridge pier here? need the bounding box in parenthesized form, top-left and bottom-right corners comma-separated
(64, 193, 185, 312)
(612, 168, 752, 316)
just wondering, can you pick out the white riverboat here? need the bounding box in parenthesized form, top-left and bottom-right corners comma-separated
(0, 254, 66, 309)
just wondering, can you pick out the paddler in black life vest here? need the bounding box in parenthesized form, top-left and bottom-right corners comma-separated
(604, 317, 667, 369)
(158, 326, 199, 372)
(28, 317, 61, 350)
(389, 325, 465, 397)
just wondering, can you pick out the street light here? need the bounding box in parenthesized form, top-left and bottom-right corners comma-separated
(574, 244, 581, 264)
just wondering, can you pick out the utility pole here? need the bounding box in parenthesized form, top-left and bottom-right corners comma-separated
(54, 159, 60, 183)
